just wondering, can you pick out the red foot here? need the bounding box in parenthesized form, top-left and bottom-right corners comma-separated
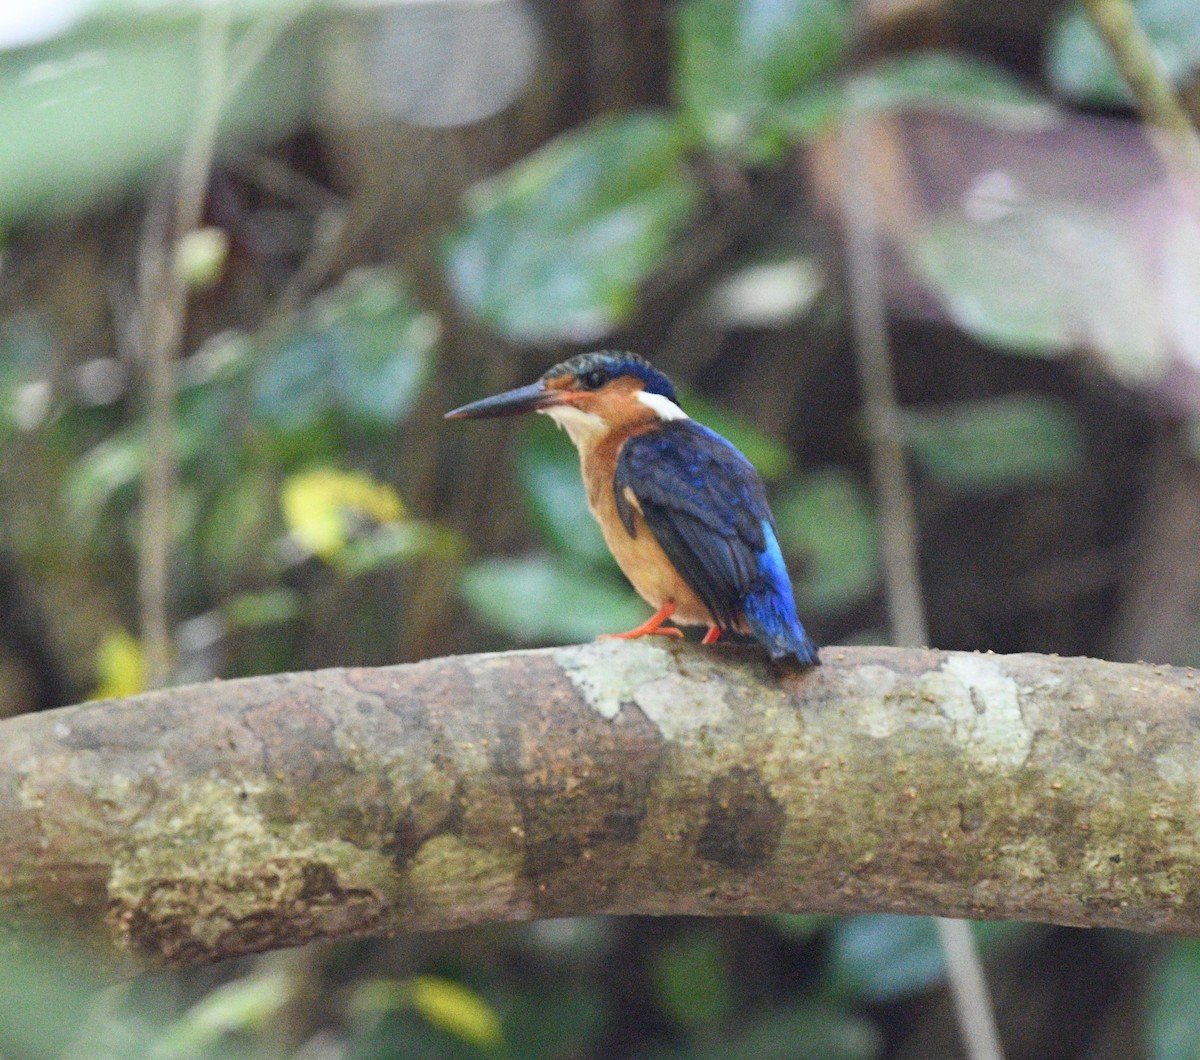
(701, 626, 722, 646)
(599, 602, 684, 640)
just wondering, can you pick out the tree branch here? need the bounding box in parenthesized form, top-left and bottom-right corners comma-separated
(2, 642, 1198, 973)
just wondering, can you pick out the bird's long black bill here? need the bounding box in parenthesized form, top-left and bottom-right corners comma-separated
(444, 381, 556, 420)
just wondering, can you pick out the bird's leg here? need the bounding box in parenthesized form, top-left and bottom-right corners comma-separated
(701, 626, 722, 646)
(600, 602, 684, 640)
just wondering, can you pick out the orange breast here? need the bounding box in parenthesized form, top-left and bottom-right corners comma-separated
(580, 431, 713, 627)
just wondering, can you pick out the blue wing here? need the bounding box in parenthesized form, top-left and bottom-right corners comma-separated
(614, 421, 819, 666)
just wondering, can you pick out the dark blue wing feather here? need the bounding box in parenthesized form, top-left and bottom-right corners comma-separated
(614, 421, 819, 665)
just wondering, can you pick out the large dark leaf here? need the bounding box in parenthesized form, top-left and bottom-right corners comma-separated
(460, 554, 647, 643)
(909, 203, 1162, 377)
(783, 51, 1053, 140)
(654, 932, 733, 1034)
(517, 418, 610, 565)
(828, 916, 1025, 1002)
(674, 0, 852, 163)
(774, 470, 879, 613)
(1147, 940, 1200, 1060)
(906, 396, 1083, 492)
(445, 111, 700, 343)
(252, 269, 438, 442)
(0, 16, 306, 224)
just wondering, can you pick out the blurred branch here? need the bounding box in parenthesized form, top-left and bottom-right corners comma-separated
(134, 6, 232, 688)
(134, 5, 301, 688)
(1081, 0, 1200, 176)
(840, 113, 928, 650)
(3, 642, 1200, 974)
(840, 103, 1001, 1058)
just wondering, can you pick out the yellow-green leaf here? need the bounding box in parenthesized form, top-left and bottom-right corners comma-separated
(90, 629, 147, 701)
(280, 468, 404, 560)
(407, 975, 503, 1050)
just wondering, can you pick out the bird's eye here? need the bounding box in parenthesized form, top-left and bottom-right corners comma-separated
(580, 369, 608, 390)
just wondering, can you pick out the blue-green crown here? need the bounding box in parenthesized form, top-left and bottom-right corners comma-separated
(541, 351, 677, 402)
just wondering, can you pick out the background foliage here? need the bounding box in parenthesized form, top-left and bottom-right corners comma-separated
(3, 0, 1200, 1056)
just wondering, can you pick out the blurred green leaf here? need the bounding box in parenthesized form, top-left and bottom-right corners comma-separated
(654, 931, 733, 1034)
(445, 110, 700, 343)
(650, 1000, 881, 1060)
(175, 226, 230, 290)
(783, 51, 1053, 139)
(347, 1009, 481, 1060)
(909, 205, 1164, 377)
(906, 395, 1083, 492)
(200, 467, 274, 577)
(224, 588, 300, 629)
(253, 269, 438, 442)
(65, 431, 143, 529)
(719, 1002, 881, 1060)
(501, 983, 605, 1060)
(0, 19, 306, 223)
(0, 318, 51, 436)
(674, 0, 852, 162)
(336, 521, 464, 576)
(1148, 939, 1200, 1060)
(149, 971, 291, 1059)
(460, 554, 646, 643)
(684, 391, 794, 480)
(518, 418, 610, 565)
(1049, 0, 1200, 106)
(774, 469, 878, 613)
(65, 353, 244, 533)
(828, 916, 1024, 1002)
(0, 936, 109, 1060)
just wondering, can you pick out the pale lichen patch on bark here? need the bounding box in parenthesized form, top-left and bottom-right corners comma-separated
(929, 654, 1033, 769)
(554, 640, 672, 720)
(839, 665, 902, 739)
(1153, 746, 1200, 788)
(634, 672, 731, 742)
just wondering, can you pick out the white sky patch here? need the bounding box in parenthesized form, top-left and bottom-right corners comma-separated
(636, 391, 688, 421)
(0, 0, 85, 50)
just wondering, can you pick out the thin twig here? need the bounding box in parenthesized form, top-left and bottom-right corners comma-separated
(1081, 0, 1200, 175)
(839, 92, 1004, 1060)
(135, 6, 234, 688)
(135, 2, 303, 688)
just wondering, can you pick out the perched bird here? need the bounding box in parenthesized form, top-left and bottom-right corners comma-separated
(446, 352, 820, 667)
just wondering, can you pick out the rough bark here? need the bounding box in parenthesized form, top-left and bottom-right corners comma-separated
(1, 641, 1199, 973)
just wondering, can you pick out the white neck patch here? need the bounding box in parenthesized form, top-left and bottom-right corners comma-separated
(540, 404, 608, 448)
(636, 390, 689, 421)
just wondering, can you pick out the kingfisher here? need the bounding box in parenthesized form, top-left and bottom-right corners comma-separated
(446, 352, 820, 667)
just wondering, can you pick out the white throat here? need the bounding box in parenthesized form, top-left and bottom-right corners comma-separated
(540, 404, 609, 449)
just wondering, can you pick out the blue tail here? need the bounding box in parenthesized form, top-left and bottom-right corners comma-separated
(742, 521, 820, 667)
